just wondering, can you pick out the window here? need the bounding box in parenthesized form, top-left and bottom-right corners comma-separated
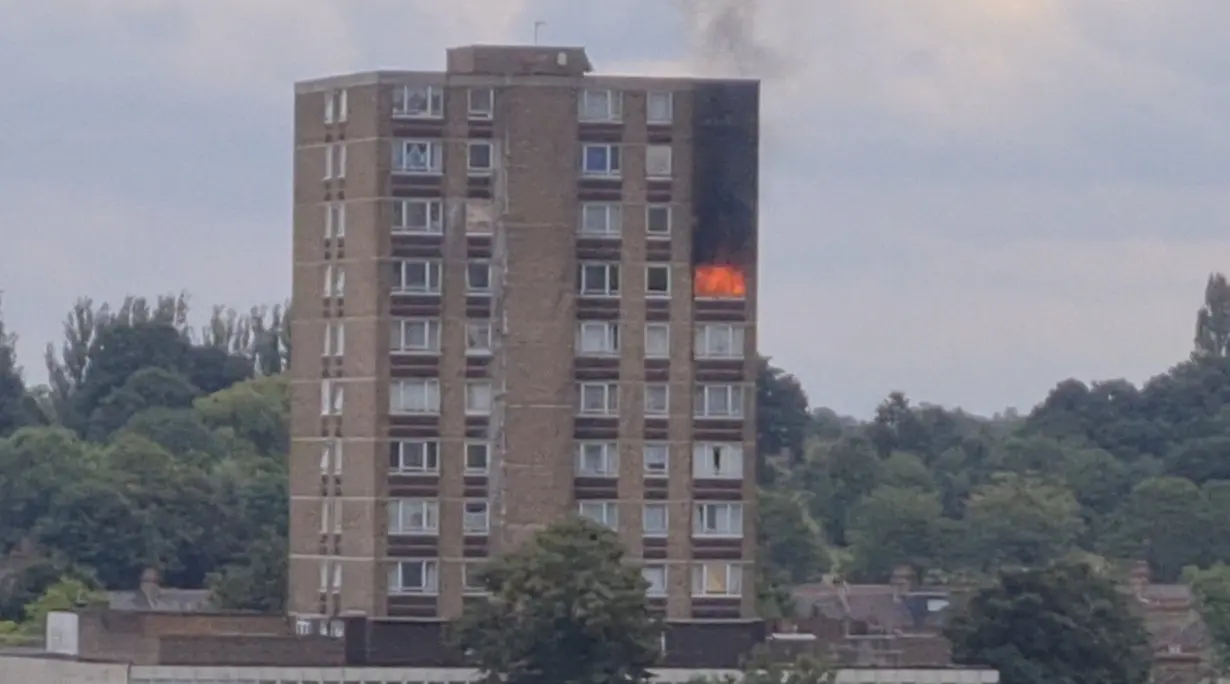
(579, 501, 619, 529)
(323, 321, 345, 357)
(695, 324, 745, 360)
(468, 141, 493, 174)
(646, 145, 672, 178)
(324, 143, 346, 179)
(463, 563, 487, 594)
(389, 560, 439, 595)
(324, 89, 348, 124)
(582, 144, 622, 177)
(391, 378, 440, 414)
(645, 324, 670, 359)
(466, 199, 494, 234)
(580, 203, 622, 236)
(578, 262, 620, 296)
(390, 440, 439, 473)
(693, 502, 743, 537)
(693, 443, 743, 479)
(393, 259, 442, 294)
(646, 204, 671, 237)
(646, 91, 673, 124)
(643, 503, 668, 537)
(644, 384, 669, 416)
(694, 384, 745, 419)
(465, 442, 490, 474)
(691, 562, 742, 597)
(467, 261, 492, 293)
(578, 382, 619, 416)
(393, 85, 443, 119)
(320, 498, 342, 534)
(577, 321, 619, 356)
(391, 318, 441, 354)
(319, 561, 342, 592)
(320, 380, 343, 416)
(579, 89, 623, 122)
(324, 264, 345, 298)
(466, 381, 492, 415)
(643, 565, 667, 597)
(463, 500, 490, 534)
(576, 442, 618, 477)
(389, 498, 439, 535)
(466, 320, 492, 356)
(393, 139, 444, 174)
(326, 202, 346, 239)
(393, 199, 443, 233)
(646, 265, 671, 297)
(320, 440, 343, 475)
(643, 442, 669, 476)
(468, 87, 494, 119)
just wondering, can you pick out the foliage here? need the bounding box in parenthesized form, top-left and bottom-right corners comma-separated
(452, 517, 662, 684)
(946, 562, 1152, 684)
(688, 652, 835, 684)
(1186, 563, 1230, 670)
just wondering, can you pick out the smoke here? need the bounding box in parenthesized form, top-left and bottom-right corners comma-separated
(679, 0, 787, 79)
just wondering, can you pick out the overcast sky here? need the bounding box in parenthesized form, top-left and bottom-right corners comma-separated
(1, 0, 1228, 417)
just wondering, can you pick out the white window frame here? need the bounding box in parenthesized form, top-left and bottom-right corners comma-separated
(320, 440, 343, 475)
(393, 259, 443, 295)
(324, 89, 348, 124)
(581, 143, 622, 177)
(579, 88, 623, 122)
(319, 561, 342, 592)
(643, 444, 670, 479)
(646, 91, 673, 125)
(390, 378, 441, 415)
(465, 199, 494, 235)
(576, 442, 619, 477)
(326, 202, 346, 239)
(645, 264, 671, 297)
(322, 321, 345, 357)
(391, 318, 441, 354)
(468, 88, 494, 119)
(393, 85, 443, 119)
(692, 442, 744, 480)
(393, 198, 443, 234)
(643, 503, 668, 537)
(463, 500, 490, 535)
(577, 382, 619, 416)
(465, 320, 493, 356)
(462, 562, 487, 594)
(644, 384, 669, 416)
(580, 203, 622, 237)
(390, 440, 439, 474)
(465, 442, 490, 474)
(694, 384, 746, 419)
(693, 502, 744, 538)
(320, 498, 342, 534)
(467, 261, 492, 294)
(646, 145, 673, 179)
(576, 321, 619, 357)
(695, 324, 745, 360)
(320, 379, 344, 416)
(389, 560, 439, 595)
(646, 204, 671, 238)
(389, 498, 439, 535)
(644, 324, 670, 359)
(393, 139, 444, 175)
(467, 141, 494, 175)
(643, 564, 668, 597)
(578, 262, 620, 297)
(579, 501, 619, 529)
(324, 264, 345, 298)
(691, 562, 742, 597)
(466, 381, 492, 416)
(324, 143, 346, 180)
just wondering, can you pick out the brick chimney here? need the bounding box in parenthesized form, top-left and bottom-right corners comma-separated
(139, 568, 162, 606)
(891, 565, 916, 599)
(1128, 560, 1150, 597)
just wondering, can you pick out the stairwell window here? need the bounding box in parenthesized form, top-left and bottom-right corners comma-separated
(323, 322, 344, 357)
(320, 499, 342, 534)
(389, 499, 439, 535)
(390, 378, 440, 414)
(320, 380, 343, 416)
(576, 442, 618, 477)
(693, 502, 743, 538)
(579, 501, 619, 529)
(691, 562, 742, 597)
(324, 265, 345, 298)
(325, 202, 346, 239)
(389, 440, 439, 474)
(393, 85, 443, 119)
(320, 440, 343, 475)
(578, 382, 619, 416)
(694, 384, 745, 419)
(389, 560, 438, 595)
(319, 561, 342, 593)
(693, 443, 743, 479)
(579, 262, 620, 297)
(393, 199, 442, 234)
(324, 143, 346, 179)
(324, 89, 348, 124)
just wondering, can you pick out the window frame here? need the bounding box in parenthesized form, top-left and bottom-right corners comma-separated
(645, 145, 673, 179)
(644, 383, 670, 416)
(390, 378, 441, 415)
(465, 381, 493, 416)
(695, 323, 746, 360)
(467, 141, 494, 175)
(393, 139, 444, 175)
(326, 201, 346, 239)
(576, 441, 619, 477)
(392, 198, 443, 234)
(465, 320, 493, 356)
(692, 442, 744, 480)
(645, 264, 672, 297)
(643, 564, 668, 597)
(320, 379, 344, 416)
(322, 321, 345, 357)
(579, 88, 623, 122)
(465, 442, 490, 475)
(389, 498, 440, 535)
(646, 91, 673, 125)
(391, 318, 442, 355)
(463, 500, 490, 535)
(320, 498, 342, 534)
(462, 562, 488, 594)
(393, 85, 444, 119)
(643, 442, 669, 477)
(320, 440, 343, 475)
(691, 562, 742, 598)
(693, 502, 744, 538)
(579, 202, 622, 237)
(390, 440, 440, 474)
(646, 204, 671, 238)
(324, 143, 347, 180)
(577, 381, 620, 416)
(323, 264, 345, 298)
(324, 88, 348, 124)
(468, 88, 494, 119)
(393, 259, 443, 295)
(581, 143, 622, 177)
(644, 323, 670, 359)
(466, 261, 493, 294)
(319, 561, 342, 593)
(643, 503, 669, 537)
(576, 321, 620, 357)
(694, 384, 746, 419)
(389, 559, 440, 595)
(578, 500, 619, 529)
(578, 262, 620, 297)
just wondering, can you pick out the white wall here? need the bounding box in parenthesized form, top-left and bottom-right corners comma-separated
(0, 655, 128, 684)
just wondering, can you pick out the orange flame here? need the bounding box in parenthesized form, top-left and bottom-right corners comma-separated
(694, 264, 747, 299)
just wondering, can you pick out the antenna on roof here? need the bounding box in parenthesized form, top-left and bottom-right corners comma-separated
(533, 20, 546, 45)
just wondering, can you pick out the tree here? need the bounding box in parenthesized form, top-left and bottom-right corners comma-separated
(845, 485, 947, 581)
(688, 652, 834, 684)
(962, 473, 1084, 571)
(1194, 272, 1230, 359)
(1186, 563, 1230, 671)
(757, 358, 811, 466)
(757, 488, 829, 585)
(453, 517, 662, 684)
(947, 562, 1151, 684)
(0, 297, 37, 438)
(1104, 476, 1209, 582)
(207, 527, 287, 612)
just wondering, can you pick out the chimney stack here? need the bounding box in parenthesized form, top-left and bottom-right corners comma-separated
(890, 565, 916, 598)
(139, 568, 161, 604)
